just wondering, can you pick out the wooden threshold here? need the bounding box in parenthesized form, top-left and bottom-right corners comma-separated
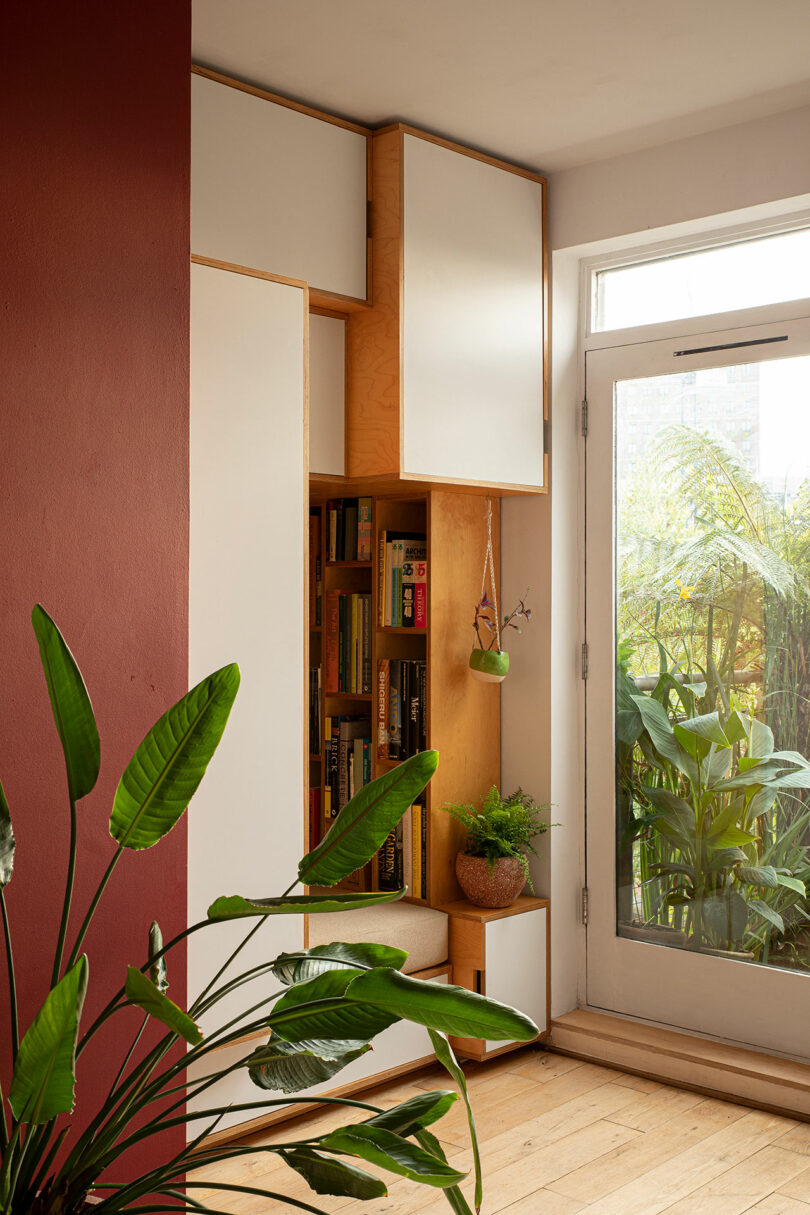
(550, 1009, 810, 1120)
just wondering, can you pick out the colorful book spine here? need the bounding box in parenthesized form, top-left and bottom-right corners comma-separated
(388, 659, 402, 760)
(378, 530, 388, 625)
(358, 497, 373, 562)
(412, 803, 422, 900)
(377, 659, 390, 758)
(324, 593, 339, 691)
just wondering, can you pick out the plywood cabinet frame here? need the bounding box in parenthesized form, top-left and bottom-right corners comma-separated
(192, 64, 373, 310)
(347, 123, 549, 493)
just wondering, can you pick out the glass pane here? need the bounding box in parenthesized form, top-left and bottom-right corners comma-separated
(596, 229, 810, 332)
(615, 354, 810, 970)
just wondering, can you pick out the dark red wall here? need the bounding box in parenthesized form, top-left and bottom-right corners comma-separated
(1, 0, 191, 1180)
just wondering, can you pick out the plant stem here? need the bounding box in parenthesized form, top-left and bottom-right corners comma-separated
(1, 886, 19, 1060)
(66, 844, 124, 970)
(51, 794, 78, 986)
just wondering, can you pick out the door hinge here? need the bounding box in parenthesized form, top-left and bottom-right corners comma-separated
(582, 887, 589, 926)
(581, 398, 588, 437)
(581, 642, 589, 680)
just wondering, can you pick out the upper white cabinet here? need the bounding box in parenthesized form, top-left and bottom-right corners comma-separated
(189, 261, 307, 1034)
(348, 126, 547, 491)
(309, 311, 346, 476)
(402, 135, 545, 489)
(192, 70, 369, 303)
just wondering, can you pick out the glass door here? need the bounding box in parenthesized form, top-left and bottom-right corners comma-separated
(585, 315, 810, 1057)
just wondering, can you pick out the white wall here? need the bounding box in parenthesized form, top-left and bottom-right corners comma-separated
(502, 101, 810, 1019)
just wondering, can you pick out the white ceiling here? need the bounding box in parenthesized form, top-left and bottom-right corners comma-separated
(192, 0, 810, 173)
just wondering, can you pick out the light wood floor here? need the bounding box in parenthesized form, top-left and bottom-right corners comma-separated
(190, 1047, 810, 1214)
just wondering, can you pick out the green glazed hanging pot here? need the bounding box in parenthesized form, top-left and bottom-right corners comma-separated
(469, 648, 510, 683)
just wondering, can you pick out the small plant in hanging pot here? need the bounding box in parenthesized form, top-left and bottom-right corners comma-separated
(469, 591, 532, 684)
(444, 787, 553, 908)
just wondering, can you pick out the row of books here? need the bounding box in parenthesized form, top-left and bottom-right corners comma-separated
(378, 802, 427, 899)
(308, 513, 323, 627)
(323, 715, 372, 819)
(377, 658, 427, 761)
(308, 666, 322, 755)
(308, 787, 322, 849)
(324, 592, 373, 694)
(378, 532, 427, 627)
(327, 497, 373, 563)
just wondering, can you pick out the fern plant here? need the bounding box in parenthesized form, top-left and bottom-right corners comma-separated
(443, 787, 551, 889)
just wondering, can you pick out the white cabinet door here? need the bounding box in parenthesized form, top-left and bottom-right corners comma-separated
(189, 262, 306, 1037)
(402, 134, 545, 488)
(309, 312, 346, 476)
(484, 908, 548, 1053)
(192, 73, 368, 301)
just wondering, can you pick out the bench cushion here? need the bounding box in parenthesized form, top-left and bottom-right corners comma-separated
(307, 902, 448, 974)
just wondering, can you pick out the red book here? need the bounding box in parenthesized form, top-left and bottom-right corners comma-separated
(324, 591, 340, 691)
(376, 658, 390, 759)
(414, 558, 428, 629)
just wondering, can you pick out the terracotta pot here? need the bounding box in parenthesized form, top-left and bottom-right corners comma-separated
(455, 853, 526, 908)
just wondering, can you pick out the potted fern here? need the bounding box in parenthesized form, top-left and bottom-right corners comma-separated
(444, 787, 552, 908)
(0, 607, 538, 1214)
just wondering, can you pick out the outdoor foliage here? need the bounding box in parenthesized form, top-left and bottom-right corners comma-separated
(0, 608, 538, 1214)
(617, 424, 810, 964)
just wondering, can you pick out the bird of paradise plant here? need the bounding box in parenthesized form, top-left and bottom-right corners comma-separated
(0, 607, 538, 1214)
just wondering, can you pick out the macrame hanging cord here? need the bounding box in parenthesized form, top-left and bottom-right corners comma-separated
(480, 499, 501, 653)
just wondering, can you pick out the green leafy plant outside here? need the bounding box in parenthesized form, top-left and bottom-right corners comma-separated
(0, 607, 539, 1215)
(443, 787, 552, 890)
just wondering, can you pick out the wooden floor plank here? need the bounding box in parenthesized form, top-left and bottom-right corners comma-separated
(188, 1045, 810, 1215)
(548, 1098, 747, 1204)
(655, 1144, 810, 1215)
(574, 1110, 798, 1215)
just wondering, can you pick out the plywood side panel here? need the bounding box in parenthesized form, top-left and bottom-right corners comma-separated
(427, 491, 501, 904)
(192, 73, 368, 300)
(189, 263, 306, 1037)
(347, 129, 402, 477)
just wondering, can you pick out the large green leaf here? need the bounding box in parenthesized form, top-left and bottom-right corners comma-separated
(298, 751, 439, 887)
(267, 970, 398, 1043)
(9, 956, 88, 1123)
(0, 779, 15, 887)
(346, 969, 539, 1041)
(208, 889, 405, 921)
(736, 865, 778, 889)
(642, 788, 695, 840)
(273, 941, 409, 985)
(702, 747, 732, 787)
(125, 967, 202, 1044)
(363, 1089, 458, 1136)
(429, 1030, 482, 1211)
(247, 1037, 370, 1093)
(675, 712, 730, 748)
(110, 664, 240, 850)
(777, 873, 807, 897)
(281, 1148, 387, 1200)
(318, 1123, 466, 1188)
(631, 696, 696, 779)
(748, 898, 784, 934)
(748, 717, 775, 760)
(711, 825, 758, 848)
(416, 1130, 475, 1215)
(32, 605, 100, 802)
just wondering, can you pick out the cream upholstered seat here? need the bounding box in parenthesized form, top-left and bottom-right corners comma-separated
(307, 902, 448, 974)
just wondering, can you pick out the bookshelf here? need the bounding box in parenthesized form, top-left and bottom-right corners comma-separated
(308, 484, 501, 908)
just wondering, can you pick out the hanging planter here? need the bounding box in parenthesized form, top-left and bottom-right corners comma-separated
(469, 499, 531, 683)
(469, 647, 510, 683)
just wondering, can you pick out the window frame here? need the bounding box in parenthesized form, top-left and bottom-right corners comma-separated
(581, 209, 810, 345)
